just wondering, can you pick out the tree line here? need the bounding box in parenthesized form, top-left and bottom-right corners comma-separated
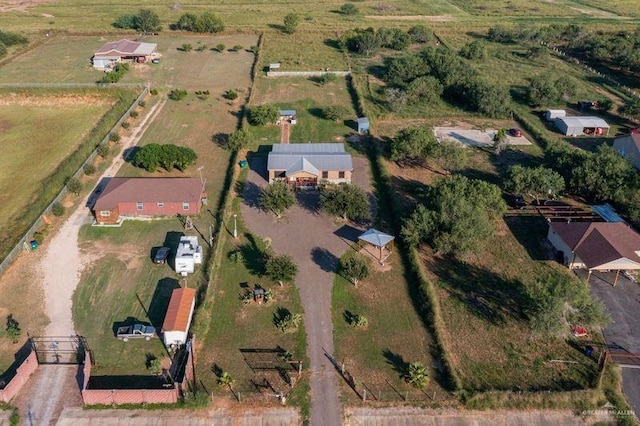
(114, 9, 224, 33)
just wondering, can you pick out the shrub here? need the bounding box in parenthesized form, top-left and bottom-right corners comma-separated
(150, 88, 158, 95)
(98, 62, 130, 83)
(283, 13, 300, 34)
(340, 3, 359, 15)
(195, 44, 208, 52)
(226, 129, 253, 151)
(83, 163, 96, 175)
(408, 25, 432, 43)
(32, 232, 44, 245)
(129, 110, 138, 119)
(67, 177, 82, 196)
(5, 315, 21, 344)
(132, 143, 198, 172)
(97, 144, 110, 158)
(180, 43, 193, 52)
(175, 11, 224, 33)
(223, 89, 238, 100)
(323, 105, 348, 122)
(247, 104, 279, 126)
(109, 132, 121, 143)
(406, 363, 429, 389)
(249, 45, 259, 54)
(121, 121, 130, 129)
(138, 100, 146, 107)
(351, 314, 368, 327)
(168, 89, 188, 101)
(215, 43, 225, 52)
(314, 73, 337, 85)
(229, 44, 243, 51)
(51, 202, 65, 217)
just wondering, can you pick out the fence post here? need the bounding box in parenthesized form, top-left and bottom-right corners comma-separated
(362, 389, 366, 402)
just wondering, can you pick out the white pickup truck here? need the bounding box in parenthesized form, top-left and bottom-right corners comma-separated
(116, 324, 156, 342)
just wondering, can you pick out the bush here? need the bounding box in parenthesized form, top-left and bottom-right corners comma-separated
(175, 11, 224, 33)
(98, 62, 130, 84)
(247, 104, 279, 126)
(5, 315, 21, 344)
(180, 43, 193, 52)
(32, 232, 44, 245)
(408, 25, 431, 43)
(215, 43, 225, 52)
(83, 163, 96, 175)
(340, 3, 359, 15)
(97, 144, 110, 158)
(168, 89, 188, 101)
(138, 100, 146, 107)
(132, 143, 198, 172)
(323, 105, 348, 121)
(314, 73, 337, 85)
(283, 13, 300, 34)
(0, 41, 6, 58)
(0, 30, 29, 46)
(130, 110, 139, 118)
(51, 202, 65, 217)
(109, 132, 121, 143)
(121, 121, 130, 129)
(229, 45, 243, 52)
(226, 129, 253, 151)
(150, 88, 158, 96)
(67, 177, 82, 196)
(223, 89, 238, 100)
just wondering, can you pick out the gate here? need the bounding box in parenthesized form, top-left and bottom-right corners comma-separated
(30, 336, 89, 365)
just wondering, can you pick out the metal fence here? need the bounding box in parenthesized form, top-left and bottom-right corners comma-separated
(266, 71, 350, 77)
(0, 83, 149, 277)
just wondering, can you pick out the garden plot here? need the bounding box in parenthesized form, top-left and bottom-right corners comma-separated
(434, 127, 532, 147)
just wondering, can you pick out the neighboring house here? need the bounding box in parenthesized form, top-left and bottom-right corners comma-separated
(175, 236, 203, 276)
(613, 134, 640, 170)
(548, 222, 640, 283)
(357, 117, 370, 134)
(267, 143, 353, 188)
(278, 110, 297, 125)
(92, 177, 206, 225)
(544, 109, 566, 122)
(92, 39, 158, 69)
(554, 116, 610, 136)
(162, 287, 196, 347)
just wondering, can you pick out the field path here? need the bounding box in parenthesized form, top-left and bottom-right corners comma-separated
(280, 122, 290, 144)
(14, 97, 166, 426)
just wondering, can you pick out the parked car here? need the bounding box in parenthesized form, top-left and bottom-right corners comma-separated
(154, 247, 170, 264)
(508, 194, 527, 209)
(116, 324, 156, 342)
(509, 128, 523, 137)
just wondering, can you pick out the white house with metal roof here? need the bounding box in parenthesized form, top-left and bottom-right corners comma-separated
(554, 116, 610, 136)
(267, 143, 353, 188)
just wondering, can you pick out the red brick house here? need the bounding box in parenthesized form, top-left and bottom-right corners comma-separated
(92, 177, 206, 225)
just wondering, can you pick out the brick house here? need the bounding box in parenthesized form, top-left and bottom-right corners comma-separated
(267, 143, 353, 188)
(92, 177, 206, 225)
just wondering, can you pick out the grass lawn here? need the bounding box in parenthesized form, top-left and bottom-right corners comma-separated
(249, 76, 357, 143)
(261, 31, 348, 72)
(74, 219, 204, 376)
(332, 250, 452, 404)
(196, 204, 308, 403)
(0, 88, 126, 260)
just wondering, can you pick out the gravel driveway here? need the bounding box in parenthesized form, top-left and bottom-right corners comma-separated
(241, 155, 372, 426)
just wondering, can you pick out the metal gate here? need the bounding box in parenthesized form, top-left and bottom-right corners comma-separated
(30, 335, 89, 365)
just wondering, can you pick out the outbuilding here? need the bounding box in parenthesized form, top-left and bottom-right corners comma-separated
(613, 133, 640, 170)
(162, 287, 196, 347)
(544, 109, 566, 121)
(554, 116, 610, 136)
(356, 117, 370, 134)
(278, 109, 297, 125)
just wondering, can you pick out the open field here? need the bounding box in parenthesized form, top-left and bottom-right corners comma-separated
(332, 250, 451, 404)
(74, 220, 200, 376)
(249, 76, 357, 143)
(261, 32, 348, 72)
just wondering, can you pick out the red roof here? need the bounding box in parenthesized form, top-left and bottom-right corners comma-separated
(93, 177, 204, 211)
(550, 222, 640, 269)
(162, 288, 196, 333)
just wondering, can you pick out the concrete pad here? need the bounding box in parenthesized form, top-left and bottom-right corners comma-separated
(433, 127, 532, 147)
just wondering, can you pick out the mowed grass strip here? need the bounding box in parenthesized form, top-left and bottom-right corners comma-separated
(74, 219, 203, 376)
(332, 251, 450, 404)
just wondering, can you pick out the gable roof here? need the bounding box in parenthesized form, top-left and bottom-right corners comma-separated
(358, 228, 395, 248)
(613, 134, 640, 169)
(93, 177, 203, 211)
(556, 116, 610, 129)
(162, 287, 196, 332)
(268, 143, 353, 172)
(550, 222, 640, 269)
(279, 109, 296, 116)
(95, 39, 157, 57)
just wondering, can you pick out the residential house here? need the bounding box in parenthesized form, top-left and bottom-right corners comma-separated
(267, 143, 353, 188)
(92, 39, 158, 69)
(613, 133, 640, 170)
(162, 287, 196, 347)
(92, 177, 206, 225)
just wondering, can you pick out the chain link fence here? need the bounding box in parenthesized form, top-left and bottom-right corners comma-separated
(0, 83, 149, 277)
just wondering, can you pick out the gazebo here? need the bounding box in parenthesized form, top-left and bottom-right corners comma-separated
(358, 228, 395, 263)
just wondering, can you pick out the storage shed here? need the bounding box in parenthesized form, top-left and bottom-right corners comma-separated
(162, 287, 196, 347)
(545, 109, 566, 121)
(278, 110, 297, 125)
(357, 117, 370, 134)
(554, 116, 610, 136)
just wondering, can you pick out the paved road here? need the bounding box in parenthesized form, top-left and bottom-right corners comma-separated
(241, 156, 372, 426)
(587, 271, 640, 419)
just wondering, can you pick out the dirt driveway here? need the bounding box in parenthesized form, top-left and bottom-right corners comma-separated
(241, 155, 372, 426)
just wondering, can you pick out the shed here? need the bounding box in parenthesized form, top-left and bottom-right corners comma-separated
(162, 287, 196, 347)
(278, 109, 297, 125)
(545, 109, 566, 121)
(358, 228, 395, 263)
(613, 134, 640, 170)
(357, 117, 370, 134)
(554, 116, 610, 136)
(175, 236, 203, 276)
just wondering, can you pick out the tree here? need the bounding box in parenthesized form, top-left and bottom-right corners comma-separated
(113, 14, 138, 29)
(323, 105, 348, 122)
(340, 3, 358, 15)
(408, 25, 432, 43)
(226, 129, 252, 151)
(137, 9, 162, 33)
(406, 76, 443, 104)
(339, 255, 370, 288)
(554, 75, 577, 100)
(526, 75, 559, 106)
(67, 177, 82, 196)
(169, 88, 188, 100)
(265, 254, 298, 286)
(274, 311, 302, 332)
(195, 11, 225, 33)
(570, 145, 634, 202)
(376, 27, 410, 51)
(5, 314, 21, 344)
(621, 97, 640, 120)
(247, 104, 279, 126)
(320, 184, 371, 222)
(390, 126, 439, 165)
(174, 12, 198, 31)
(132, 144, 197, 172)
(339, 27, 379, 56)
(217, 371, 234, 387)
(283, 13, 300, 34)
(506, 165, 565, 204)
(493, 128, 509, 155)
(437, 139, 468, 175)
(459, 40, 486, 60)
(469, 80, 511, 118)
(401, 175, 506, 256)
(260, 181, 295, 218)
(405, 363, 429, 389)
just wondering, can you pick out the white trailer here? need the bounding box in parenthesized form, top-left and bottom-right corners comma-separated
(174, 236, 202, 276)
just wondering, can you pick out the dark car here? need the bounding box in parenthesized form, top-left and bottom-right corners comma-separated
(151, 58, 161, 64)
(154, 247, 170, 264)
(508, 194, 527, 209)
(509, 128, 523, 137)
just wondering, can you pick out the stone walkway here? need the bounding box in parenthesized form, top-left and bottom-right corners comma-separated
(241, 156, 372, 426)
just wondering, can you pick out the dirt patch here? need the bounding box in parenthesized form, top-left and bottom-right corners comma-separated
(0, 92, 114, 107)
(0, 0, 53, 12)
(365, 15, 457, 22)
